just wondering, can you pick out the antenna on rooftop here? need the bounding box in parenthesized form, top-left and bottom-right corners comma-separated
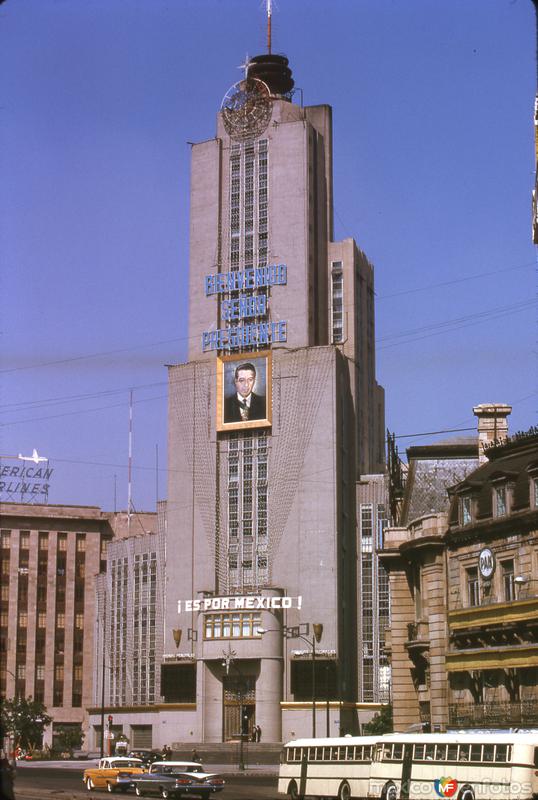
(267, 0, 272, 54)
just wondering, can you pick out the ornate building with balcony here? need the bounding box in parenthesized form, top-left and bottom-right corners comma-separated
(381, 413, 538, 733)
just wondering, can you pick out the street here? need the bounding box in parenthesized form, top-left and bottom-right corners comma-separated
(12, 764, 279, 800)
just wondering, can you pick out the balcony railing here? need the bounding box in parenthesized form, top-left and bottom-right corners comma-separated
(449, 699, 538, 728)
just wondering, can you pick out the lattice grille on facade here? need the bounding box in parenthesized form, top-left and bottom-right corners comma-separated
(223, 431, 268, 593)
(359, 496, 390, 703)
(94, 511, 165, 707)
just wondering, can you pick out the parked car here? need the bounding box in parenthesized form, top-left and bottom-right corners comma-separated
(83, 756, 145, 792)
(129, 751, 162, 767)
(131, 761, 225, 799)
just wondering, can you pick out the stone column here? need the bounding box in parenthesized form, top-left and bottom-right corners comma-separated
(256, 656, 282, 742)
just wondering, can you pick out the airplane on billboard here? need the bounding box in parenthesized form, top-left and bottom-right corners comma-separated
(18, 449, 48, 464)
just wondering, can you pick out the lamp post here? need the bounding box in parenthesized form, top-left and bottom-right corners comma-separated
(222, 647, 245, 771)
(259, 622, 323, 738)
(514, 576, 538, 598)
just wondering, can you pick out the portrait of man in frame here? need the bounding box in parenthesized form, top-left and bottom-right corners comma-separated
(217, 351, 272, 432)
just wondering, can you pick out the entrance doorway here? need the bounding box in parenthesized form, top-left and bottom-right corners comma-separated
(223, 675, 255, 742)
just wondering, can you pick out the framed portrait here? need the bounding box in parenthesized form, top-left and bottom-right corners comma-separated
(216, 350, 272, 432)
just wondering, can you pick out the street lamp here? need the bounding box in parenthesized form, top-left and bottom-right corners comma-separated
(222, 647, 246, 771)
(514, 576, 538, 598)
(259, 622, 323, 737)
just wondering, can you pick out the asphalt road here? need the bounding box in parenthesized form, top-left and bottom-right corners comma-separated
(12, 765, 279, 800)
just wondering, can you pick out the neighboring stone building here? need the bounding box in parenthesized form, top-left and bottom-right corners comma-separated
(0, 503, 156, 750)
(445, 427, 538, 730)
(381, 406, 538, 733)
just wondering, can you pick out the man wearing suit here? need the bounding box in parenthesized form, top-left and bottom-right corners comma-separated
(224, 362, 266, 423)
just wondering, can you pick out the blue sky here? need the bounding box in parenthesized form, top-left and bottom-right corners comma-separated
(1, 0, 536, 512)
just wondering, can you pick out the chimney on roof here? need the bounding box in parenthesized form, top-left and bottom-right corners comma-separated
(473, 403, 512, 462)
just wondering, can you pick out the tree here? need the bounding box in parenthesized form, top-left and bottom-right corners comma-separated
(363, 703, 393, 734)
(54, 724, 84, 757)
(0, 697, 52, 753)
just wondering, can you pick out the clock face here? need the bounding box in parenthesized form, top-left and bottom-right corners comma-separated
(221, 78, 272, 141)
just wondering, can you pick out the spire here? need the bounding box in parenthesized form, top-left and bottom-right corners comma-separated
(267, 0, 272, 54)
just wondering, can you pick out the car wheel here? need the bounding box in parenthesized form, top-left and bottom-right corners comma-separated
(458, 786, 475, 800)
(382, 783, 397, 800)
(161, 789, 170, 799)
(135, 786, 144, 797)
(288, 780, 304, 800)
(338, 781, 351, 800)
(86, 779, 94, 792)
(107, 783, 116, 793)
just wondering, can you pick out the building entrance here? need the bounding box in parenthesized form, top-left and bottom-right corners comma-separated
(223, 675, 255, 742)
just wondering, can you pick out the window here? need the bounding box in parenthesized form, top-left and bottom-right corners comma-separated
(37, 612, 46, 628)
(35, 664, 45, 681)
(203, 612, 261, 639)
(19, 531, 30, 549)
(466, 567, 480, 606)
(1, 530, 10, 549)
(331, 263, 344, 343)
(461, 495, 472, 525)
(58, 535, 68, 551)
(494, 485, 507, 517)
(76, 536, 86, 552)
(38, 532, 48, 549)
(501, 560, 515, 601)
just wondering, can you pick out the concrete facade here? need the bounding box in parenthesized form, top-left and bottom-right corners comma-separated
(89, 53, 386, 748)
(162, 58, 386, 744)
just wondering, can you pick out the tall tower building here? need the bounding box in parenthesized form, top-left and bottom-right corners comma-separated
(162, 49, 386, 743)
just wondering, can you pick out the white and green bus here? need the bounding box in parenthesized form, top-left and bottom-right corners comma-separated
(278, 733, 538, 800)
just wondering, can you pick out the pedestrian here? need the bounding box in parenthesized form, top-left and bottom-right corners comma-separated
(191, 748, 200, 763)
(161, 744, 171, 761)
(255, 724, 262, 743)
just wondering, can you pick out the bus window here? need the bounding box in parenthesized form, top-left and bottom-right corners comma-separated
(345, 746, 354, 761)
(483, 746, 494, 762)
(435, 745, 447, 761)
(459, 745, 469, 762)
(425, 744, 435, 760)
(382, 745, 392, 760)
(495, 745, 508, 763)
(365, 746, 373, 761)
(470, 745, 482, 762)
(447, 745, 458, 761)
(393, 744, 404, 760)
(414, 744, 426, 760)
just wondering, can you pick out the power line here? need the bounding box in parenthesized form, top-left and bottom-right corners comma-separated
(0, 394, 167, 428)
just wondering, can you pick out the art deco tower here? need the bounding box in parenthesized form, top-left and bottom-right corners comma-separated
(163, 48, 385, 742)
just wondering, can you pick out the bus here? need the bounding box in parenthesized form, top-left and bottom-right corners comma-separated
(278, 732, 538, 800)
